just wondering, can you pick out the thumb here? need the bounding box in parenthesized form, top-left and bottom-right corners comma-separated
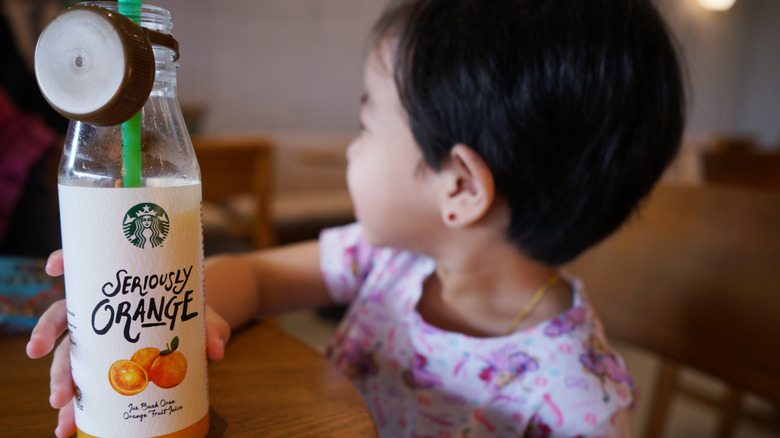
(45, 250, 64, 277)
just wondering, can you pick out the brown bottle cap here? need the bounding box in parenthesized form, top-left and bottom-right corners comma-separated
(34, 4, 155, 126)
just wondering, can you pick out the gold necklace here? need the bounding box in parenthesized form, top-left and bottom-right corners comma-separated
(506, 274, 560, 334)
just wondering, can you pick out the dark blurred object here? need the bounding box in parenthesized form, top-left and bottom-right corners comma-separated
(0, 87, 64, 335)
(0, 87, 61, 256)
(1, 1, 67, 333)
(706, 135, 759, 154)
(702, 137, 780, 190)
(1, 1, 66, 257)
(1, 0, 68, 134)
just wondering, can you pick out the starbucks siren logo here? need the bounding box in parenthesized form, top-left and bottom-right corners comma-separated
(123, 203, 170, 249)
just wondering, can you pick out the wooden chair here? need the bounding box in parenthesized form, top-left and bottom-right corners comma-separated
(687, 135, 780, 191)
(565, 184, 780, 437)
(703, 150, 780, 191)
(192, 135, 275, 250)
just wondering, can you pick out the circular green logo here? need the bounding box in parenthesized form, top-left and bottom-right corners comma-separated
(123, 203, 170, 249)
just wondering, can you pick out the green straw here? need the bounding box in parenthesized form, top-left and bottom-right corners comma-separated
(119, 0, 142, 187)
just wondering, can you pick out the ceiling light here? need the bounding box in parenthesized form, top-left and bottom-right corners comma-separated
(698, 0, 737, 11)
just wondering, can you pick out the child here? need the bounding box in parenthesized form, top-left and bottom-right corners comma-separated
(28, 0, 685, 436)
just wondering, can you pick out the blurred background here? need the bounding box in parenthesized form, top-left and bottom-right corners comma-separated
(153, 0, 780, 147)
(1, 0, 778, 437)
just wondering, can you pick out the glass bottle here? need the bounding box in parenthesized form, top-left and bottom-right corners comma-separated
(36, 2, 209, 437)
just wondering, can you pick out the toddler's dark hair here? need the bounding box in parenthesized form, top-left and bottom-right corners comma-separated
(373, 0, 686, 265)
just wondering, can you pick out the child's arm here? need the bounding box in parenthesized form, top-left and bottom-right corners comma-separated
(204, 240, 332, 329)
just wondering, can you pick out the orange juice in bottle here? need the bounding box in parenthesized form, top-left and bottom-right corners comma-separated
(34, 2, 209, 436)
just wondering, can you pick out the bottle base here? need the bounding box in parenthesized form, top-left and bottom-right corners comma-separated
(76, 411, 209, 438)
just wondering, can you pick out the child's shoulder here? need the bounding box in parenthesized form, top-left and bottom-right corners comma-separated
(320, 222, 431, 271)
(403, 287, 634, 434)
(319, 222, 434, 303)
(473, 290, 635, 432)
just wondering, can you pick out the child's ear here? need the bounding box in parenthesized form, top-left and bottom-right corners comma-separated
(439, 144, 495, 227)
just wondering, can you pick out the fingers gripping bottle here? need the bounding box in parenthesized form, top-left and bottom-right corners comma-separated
(34, 2, 208, 437)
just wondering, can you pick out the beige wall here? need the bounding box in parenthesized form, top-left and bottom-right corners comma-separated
(154, 0, 383, 134)
(658, 0, 780, 148)
(155, 0, 780, 149)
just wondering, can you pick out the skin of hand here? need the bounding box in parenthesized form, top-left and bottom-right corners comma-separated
(26, 250, 232, 438)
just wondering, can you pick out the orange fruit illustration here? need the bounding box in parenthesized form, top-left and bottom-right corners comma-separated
(131, 347, 160, 374)
(149, 350, 187, 389)
(108, 360, 148, 396)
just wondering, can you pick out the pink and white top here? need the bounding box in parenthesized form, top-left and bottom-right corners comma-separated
(321, 223, 636, 437)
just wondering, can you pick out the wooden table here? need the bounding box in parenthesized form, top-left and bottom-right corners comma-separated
(0, 321, 378, 437)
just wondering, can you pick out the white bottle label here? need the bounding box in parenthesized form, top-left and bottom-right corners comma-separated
(59, 184, 209, 437)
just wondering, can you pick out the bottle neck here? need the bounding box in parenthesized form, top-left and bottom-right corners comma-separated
(83, 2, 174, 29)
(60, 3, 196, 188)
(152, 51, 178, 98)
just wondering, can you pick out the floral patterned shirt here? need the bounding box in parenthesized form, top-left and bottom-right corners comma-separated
(320, 223, 636, 437)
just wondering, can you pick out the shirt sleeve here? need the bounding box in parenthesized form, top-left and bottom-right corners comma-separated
(319, 222, 377, 305)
